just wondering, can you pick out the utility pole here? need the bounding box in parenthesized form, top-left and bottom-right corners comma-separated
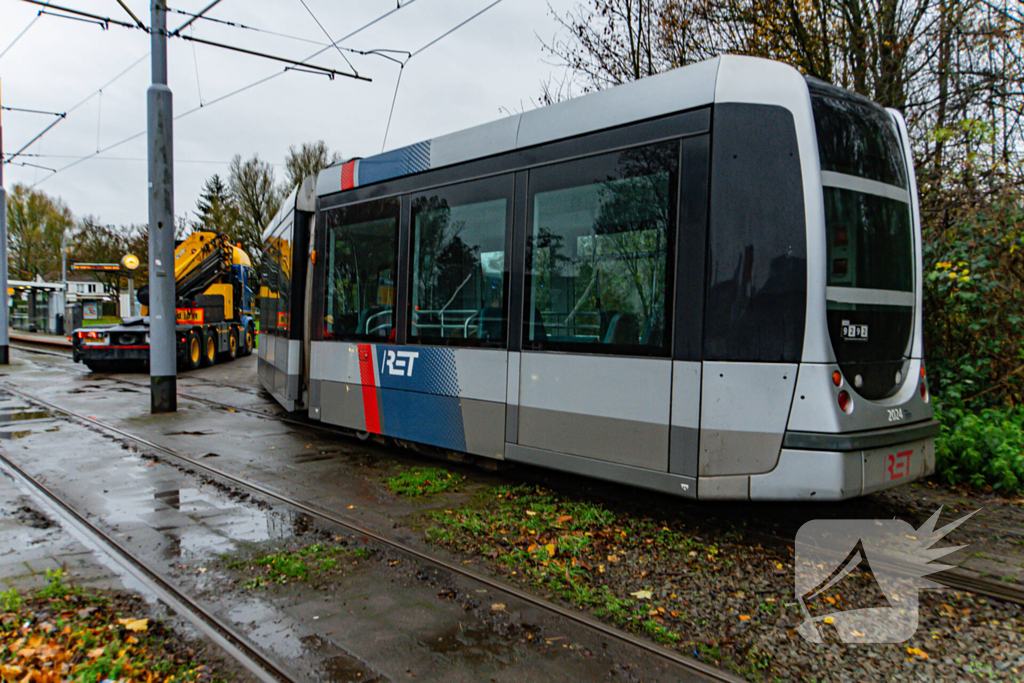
(148, 1, 176, 412)
(60, 230, 67, 329)
(0, 78, 9, 365)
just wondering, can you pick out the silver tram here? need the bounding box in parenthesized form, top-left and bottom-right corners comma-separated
(259, 55, 938, 501)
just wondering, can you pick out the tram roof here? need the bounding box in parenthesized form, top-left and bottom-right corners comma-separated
(314, 55, 780, 198)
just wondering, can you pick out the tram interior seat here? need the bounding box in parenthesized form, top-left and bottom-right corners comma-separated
(602, 312, 639, 345)
(640, 316, 663, 347)
(475, 305, 504, 340)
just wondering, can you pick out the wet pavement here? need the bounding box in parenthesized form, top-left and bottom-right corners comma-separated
(0, 351, 708, 682)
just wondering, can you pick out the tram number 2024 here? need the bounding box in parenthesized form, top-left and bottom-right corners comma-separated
(887, 408, 905, 422)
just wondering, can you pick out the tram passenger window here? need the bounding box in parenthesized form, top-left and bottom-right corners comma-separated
(408, 176, 512, 347)
(276, 218, 294, 337)
(260, 237, 280, 336)
(525, 142, 677, 355)
(322, 198, 400, 342)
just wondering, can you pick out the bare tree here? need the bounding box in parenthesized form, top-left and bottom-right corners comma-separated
(228, 153, 281, 271)
(284, 141, 342, 193)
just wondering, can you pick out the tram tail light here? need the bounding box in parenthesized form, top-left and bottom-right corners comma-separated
(832, 371, 843, 387)
(837, 390, 853, 414)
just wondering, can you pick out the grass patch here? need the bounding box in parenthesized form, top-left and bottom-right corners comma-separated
(230, 543, 371, 588)
(424, 485, 725, 648)
(1, 574, 210, 683)
(387, 467, 464, 497)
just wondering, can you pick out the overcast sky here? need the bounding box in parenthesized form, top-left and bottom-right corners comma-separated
(1, 0, 577, 226)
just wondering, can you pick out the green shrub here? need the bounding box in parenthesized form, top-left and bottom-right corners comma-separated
(934, 404, 1024, 492)
(922, 189, 1024, 408)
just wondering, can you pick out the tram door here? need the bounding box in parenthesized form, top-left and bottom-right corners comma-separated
(511, 144, 678, 473)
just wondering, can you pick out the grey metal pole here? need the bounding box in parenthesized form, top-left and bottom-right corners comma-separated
(0, 80, 9, 365)
(60, 230, 67, 326)
(148, 1, 176, 412)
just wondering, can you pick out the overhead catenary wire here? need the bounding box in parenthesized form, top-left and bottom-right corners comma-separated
(166, 6, 332, 47)
(30, 0, 424, 187)
(190, 26, 205, 105)
(298, 0, 359, 76)
(0, 10, 44, 62)
(380, 0, 507, 150)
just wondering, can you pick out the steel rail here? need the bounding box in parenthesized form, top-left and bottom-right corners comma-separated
(12, 342, 1024, 609)
(0, 380, 744, 683)
(0, 449, 300, 683)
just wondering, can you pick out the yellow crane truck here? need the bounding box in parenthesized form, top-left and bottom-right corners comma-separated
(71, 232, 258, 372)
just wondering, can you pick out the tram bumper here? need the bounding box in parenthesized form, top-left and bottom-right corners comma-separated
(747, 420, 940, 500)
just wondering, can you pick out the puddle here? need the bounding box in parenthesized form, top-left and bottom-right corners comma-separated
(227, 598, 306, 659)
(422, 624, 513, 667)
(302, 635, 384, 683)
(321, 654, 384, 683)
(292, 452, 338, 465)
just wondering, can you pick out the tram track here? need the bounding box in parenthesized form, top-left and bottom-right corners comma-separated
(0, 377, 747, 683)
(0, 447, 298, 683)
(10, 342, 1024, 611)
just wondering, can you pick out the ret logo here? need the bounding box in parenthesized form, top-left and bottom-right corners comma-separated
(382, 349, 420, 377)
(794, 506, 978, 644)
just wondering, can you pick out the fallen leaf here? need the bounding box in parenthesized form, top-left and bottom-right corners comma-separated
(124, 618, 149, 632)
(87, 648, 105, 659)
(527, 544, 538, 553)
(631, 590, 652, 600)
(825, 597, 836, 605)
(607, 554, 620, 563)
(555, 515, 573, 523)
(491, 603, 505, 611)
(545, 543, 556, 557)
(739, 615, 751, 621)
(851, 630, 866, 637)
(597, 564, 605, 573)
(906, 646, 929, 659)
(823, 617, 835, 624)
(525, 510, 537, 517)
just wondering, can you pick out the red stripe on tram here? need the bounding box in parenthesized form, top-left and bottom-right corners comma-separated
(340, 160, 356, 190)
(357, 344, 380, 433)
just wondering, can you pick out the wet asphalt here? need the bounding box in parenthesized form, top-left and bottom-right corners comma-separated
(0, 350, 710, 683)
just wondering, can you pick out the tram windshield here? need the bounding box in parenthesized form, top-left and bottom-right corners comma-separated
(809, 79, 915, 400)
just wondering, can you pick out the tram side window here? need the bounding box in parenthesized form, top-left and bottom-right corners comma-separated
(322, 198, 400, 342)
(524, 142, 678, 355)
(276, 219, 294, 338)
(260, 237, 280, 336)
(408, 176, 512, 347)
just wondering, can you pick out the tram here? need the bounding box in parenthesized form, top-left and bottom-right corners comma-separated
(259, 55, 938, 500)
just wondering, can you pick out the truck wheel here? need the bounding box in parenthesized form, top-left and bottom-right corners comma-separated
(243, 323, 255, 356)
(226, 326, 239, 361)
(201, 328, 217, 367)
(186, 330, 203, 371)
